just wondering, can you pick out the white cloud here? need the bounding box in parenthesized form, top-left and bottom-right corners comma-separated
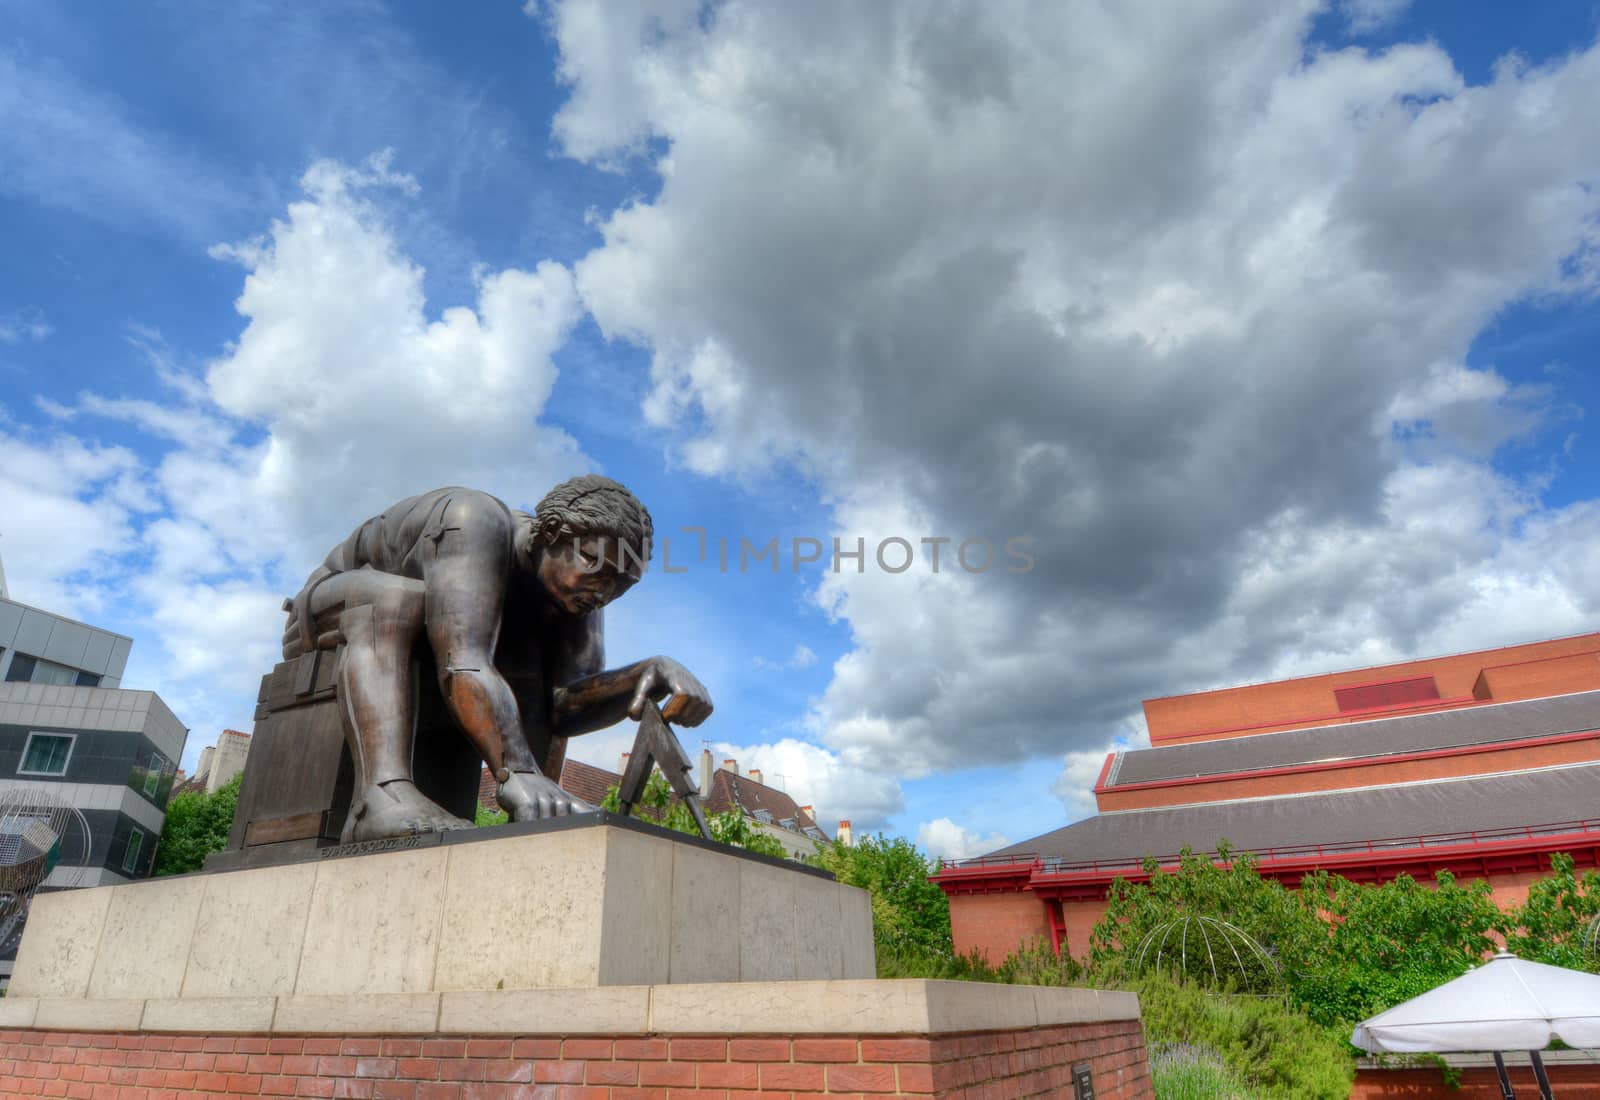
(553, 1, 1600, 822)
(1340, 0, 1412, 36)
(14, 155, 590, 769)
(706, 737, 904, 832)
(752, 643, 818, 671)
(0, 430, 141, 618)
(203, 152, 586, 551)
(917, 817, 1011, 862)
(0, 307, 51, 344)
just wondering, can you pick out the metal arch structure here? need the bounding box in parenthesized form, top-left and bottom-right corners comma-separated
(0, 787, 93, 958)
(1130, 914, 1280, 990)
(1581, 911, 1600, 961)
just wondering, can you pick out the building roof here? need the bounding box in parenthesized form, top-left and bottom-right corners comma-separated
(988, 761, 1600, 869)
(1109, 689, 1600, 787)
(478, 759, 636, 814)
(701, 769, 828, 840)
(559, 758, 623, 807)
(477, 758, 830, 842)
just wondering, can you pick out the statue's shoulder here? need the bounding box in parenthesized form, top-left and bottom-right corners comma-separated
(390, 486, 512, 516)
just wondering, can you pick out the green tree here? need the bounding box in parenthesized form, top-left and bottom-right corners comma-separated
(810, 833, 953, 960)
(153, 773, 242, 876)
(1504, 852, 1600, 972)
(1293, 869, 1506, 1029)
(599, 770, 789, 859)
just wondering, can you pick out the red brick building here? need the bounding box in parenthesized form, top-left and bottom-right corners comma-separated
(935, 632, 1600, 962)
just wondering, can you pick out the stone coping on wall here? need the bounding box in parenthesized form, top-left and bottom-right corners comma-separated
(0, 978, 1140, 1037)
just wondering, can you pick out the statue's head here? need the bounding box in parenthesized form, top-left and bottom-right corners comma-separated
(525, 475, 653, 614)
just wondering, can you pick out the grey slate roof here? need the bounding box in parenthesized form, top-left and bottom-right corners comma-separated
(1109, 690, 1600, 787)
(987, 762, 1600, 868)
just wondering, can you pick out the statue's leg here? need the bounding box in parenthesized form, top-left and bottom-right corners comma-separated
(309, 572, 473, 841)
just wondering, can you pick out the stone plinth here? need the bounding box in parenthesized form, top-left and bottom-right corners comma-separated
(10, 816, 873, 1002)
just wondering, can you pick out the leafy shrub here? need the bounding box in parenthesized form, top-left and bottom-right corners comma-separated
(1129, 977, 1353, 1100)
(1149, 1043, 1255, 1099)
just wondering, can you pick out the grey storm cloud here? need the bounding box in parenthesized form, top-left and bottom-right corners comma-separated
(550, 0, 1600, 799)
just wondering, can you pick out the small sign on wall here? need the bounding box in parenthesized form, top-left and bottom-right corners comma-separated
(1072, 1062, 1095, 1099)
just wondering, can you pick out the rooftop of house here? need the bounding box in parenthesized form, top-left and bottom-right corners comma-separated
(701, 767, 829, 841)
(472, 756, 832, 843)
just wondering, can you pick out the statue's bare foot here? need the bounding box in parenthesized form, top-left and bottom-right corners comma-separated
(350, 781, 473, 841)
(498, 771, 592, 821)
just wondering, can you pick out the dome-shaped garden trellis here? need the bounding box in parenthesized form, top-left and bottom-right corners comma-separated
(1131, 915, 1280, 990)
(0, 788, 92, 959)
(1580, 912, 1600, 962)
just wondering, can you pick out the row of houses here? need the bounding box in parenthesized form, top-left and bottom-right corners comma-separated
(482, 750, 842, 858)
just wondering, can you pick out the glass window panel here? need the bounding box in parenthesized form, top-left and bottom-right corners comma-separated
(122, 828, 143, 875)
(5, 653, 36, 682)
(29, 658, 79, 686)
(20, 733, 74, 775)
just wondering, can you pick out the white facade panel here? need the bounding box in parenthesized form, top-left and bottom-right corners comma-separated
(14, 609, 54, 654)
(42, 620, 91, 668)
(106, 636, 132, 681)
(0, 600, 23, 645)
(80, 631, 116, 675)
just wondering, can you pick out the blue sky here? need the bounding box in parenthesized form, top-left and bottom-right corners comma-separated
(3, 0, 1599, 859)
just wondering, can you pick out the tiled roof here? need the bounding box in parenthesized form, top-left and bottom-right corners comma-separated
(988, 761, 1600, 865)
(559, 758, 623, 807)
(477, 758, 622, 814)
(479, 759, 827, 840)
(1110, 689, 1600, 787)
(702, 770, 828, 840)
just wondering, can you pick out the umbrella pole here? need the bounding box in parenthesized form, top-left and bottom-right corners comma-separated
(1493, 1052, 1517, 1099)
(1529, 1050, 1554, 1100)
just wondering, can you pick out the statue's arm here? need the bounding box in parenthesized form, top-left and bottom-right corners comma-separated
(421, 503, 543, 774)
(552, 615, 714, 733)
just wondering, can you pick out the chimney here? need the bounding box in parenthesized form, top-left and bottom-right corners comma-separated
(748, 768, 764, 785)
(837, 820, 853, 846)
(619, 751, 631, 775)
(700, 747, 713, 797)
(800, 804, 814, 822)
(721, 758, 739, 776)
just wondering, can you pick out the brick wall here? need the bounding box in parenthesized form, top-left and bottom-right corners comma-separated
(0, 1021, 1150, 1099)
(1352, 1060, 1600, 1098)
(947, 892, 1054, 966)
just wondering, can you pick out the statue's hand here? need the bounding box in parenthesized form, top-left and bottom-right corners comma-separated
(498, 771, 591, 820)
(628, 656, 715, 727)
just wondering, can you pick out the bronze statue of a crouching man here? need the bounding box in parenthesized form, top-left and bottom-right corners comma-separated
(282, 476, 711, 842)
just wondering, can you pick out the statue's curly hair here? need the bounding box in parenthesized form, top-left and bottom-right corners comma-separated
(532, 475, 653, 562)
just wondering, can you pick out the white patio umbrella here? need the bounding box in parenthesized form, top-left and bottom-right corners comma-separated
(1351, 952, 1600, 1099)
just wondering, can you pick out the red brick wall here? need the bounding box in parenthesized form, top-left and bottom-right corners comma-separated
(1143, 633, 1600, 743)
(0, 1021, 1151, 1099)
(948, 893, 1054, 965)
